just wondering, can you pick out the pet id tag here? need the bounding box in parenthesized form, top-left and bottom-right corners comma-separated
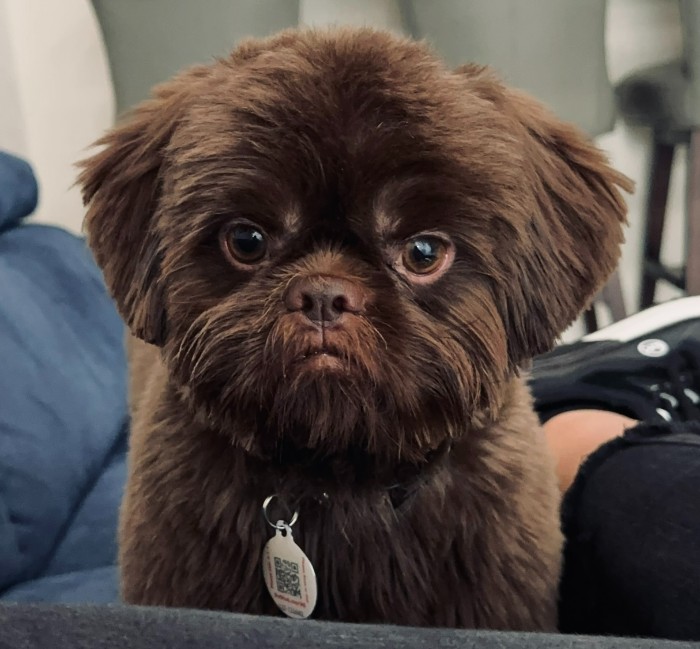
(262, 498, 317, 619)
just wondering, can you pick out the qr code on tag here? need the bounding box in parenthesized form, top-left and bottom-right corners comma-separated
(274, 557, 302, 598)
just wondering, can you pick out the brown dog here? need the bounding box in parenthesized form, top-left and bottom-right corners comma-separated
(79, 28, 630, 630)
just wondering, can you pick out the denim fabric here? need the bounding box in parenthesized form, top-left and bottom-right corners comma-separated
(0, 152, 38, 231)
(0, 223, 127, 603)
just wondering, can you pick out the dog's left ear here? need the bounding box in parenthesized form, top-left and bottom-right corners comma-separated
(462, 67, 633, 362)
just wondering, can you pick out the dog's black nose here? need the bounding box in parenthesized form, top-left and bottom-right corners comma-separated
(284, 276, 366, 324)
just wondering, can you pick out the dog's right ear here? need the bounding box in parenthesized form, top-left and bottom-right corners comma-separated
(78, 66, 210, 346)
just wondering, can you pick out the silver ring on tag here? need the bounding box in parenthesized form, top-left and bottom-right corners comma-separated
(262, 494, 299, 530)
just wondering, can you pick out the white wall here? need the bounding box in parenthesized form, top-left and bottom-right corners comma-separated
(0, 0, 114, 234)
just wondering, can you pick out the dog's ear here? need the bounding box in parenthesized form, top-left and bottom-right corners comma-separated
(78, 66, 210, 346)
(461, 66, 633, 362)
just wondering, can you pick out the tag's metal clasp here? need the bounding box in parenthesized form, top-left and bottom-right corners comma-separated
(262, 494, 299, 530)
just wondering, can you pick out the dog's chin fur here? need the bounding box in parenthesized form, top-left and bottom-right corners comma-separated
(80, 27, 632, 630)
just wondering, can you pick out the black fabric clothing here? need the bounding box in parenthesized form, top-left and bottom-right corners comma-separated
(558, 421, 700, 640)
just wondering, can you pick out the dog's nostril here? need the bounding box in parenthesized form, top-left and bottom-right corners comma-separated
(301, 293, 314, 313)
(301, 293, 325, 322)
(331, 295, 347, 313)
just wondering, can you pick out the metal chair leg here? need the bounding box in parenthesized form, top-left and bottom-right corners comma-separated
(640, 139, 675, 309)
(686, 130, 700, 296)
(583, 306, 598, 334)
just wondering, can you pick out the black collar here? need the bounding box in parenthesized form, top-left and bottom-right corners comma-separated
(385, 439, 453, 511)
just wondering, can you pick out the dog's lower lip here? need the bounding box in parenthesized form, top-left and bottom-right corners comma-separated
(300, 349, 339, 359)
(296, 349, 344, 368)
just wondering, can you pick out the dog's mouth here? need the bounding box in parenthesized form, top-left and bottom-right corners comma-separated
(295, 346, 344, 369)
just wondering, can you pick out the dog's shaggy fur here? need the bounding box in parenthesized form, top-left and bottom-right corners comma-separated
(79, 28, 631, 629)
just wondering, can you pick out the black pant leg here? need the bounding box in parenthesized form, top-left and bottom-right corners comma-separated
(560, 421, 700, 640)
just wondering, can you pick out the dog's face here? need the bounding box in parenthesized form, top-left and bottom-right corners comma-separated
(80, 29, 630, 465)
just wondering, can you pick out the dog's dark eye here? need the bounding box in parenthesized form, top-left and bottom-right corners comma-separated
(220, 224, 267, 266)
(402, 237, 448, 275)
